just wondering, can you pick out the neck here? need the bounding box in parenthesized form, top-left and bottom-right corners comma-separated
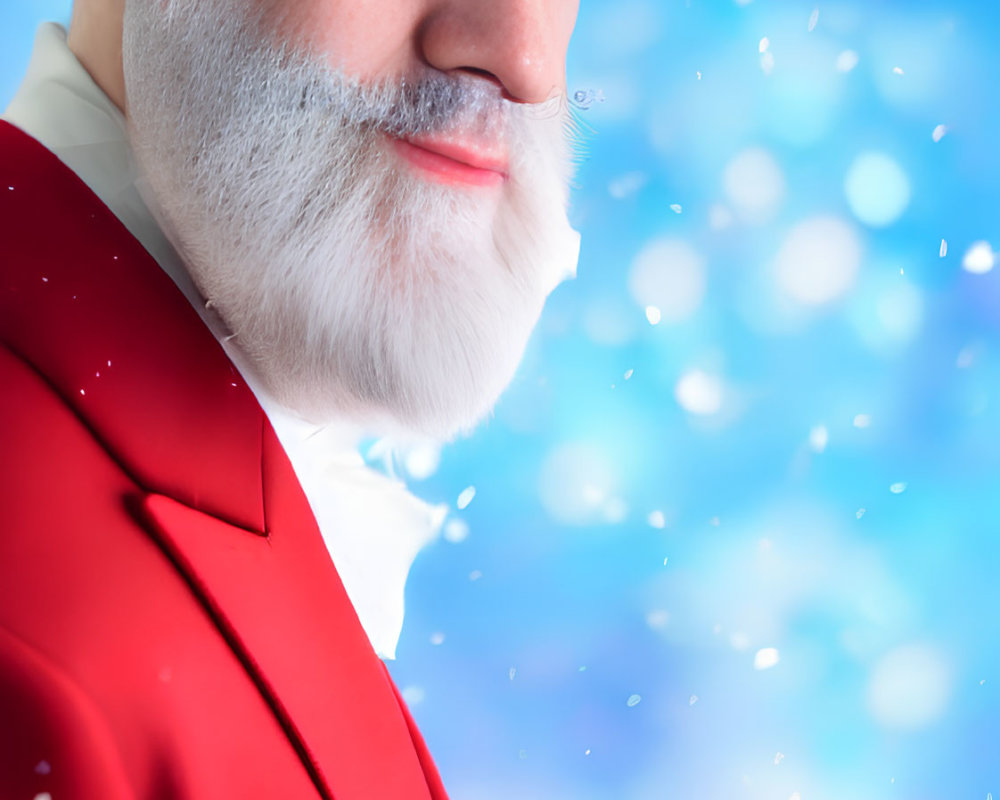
(67, 0, 127, 113)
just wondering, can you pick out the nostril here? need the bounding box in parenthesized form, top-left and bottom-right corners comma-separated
(446, 66, 525, 104)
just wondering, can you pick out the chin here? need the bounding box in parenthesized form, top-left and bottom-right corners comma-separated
(122, 0, 580, 441)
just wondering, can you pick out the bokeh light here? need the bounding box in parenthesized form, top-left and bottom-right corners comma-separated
(867, 644, 953, 730)
(844, 152, 912, 228)
(628, 238, 706, 324)
(723, 147, 786, 224)
(774, 216, 862, 306)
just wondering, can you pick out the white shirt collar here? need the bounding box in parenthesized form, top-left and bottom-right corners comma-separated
(2, 22, 445, 660)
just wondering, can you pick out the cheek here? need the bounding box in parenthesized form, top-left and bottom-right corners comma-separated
(251, 0, 423, 80)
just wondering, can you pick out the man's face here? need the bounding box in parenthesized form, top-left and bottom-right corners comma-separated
(121, 0, 581, 439)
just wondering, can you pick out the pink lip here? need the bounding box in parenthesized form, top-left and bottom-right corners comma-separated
(390, 134, 508, 188)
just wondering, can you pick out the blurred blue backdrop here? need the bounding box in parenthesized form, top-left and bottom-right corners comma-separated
(6, 2, 1000, 798)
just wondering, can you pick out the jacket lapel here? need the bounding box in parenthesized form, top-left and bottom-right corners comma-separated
(0, 120, 445, 799)
(137, 425, 437, 800)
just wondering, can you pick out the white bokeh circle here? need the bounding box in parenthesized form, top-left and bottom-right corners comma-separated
(628, 238, 707, 324)
(774, 216, 862, 305)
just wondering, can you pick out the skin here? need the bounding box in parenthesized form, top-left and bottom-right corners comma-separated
(67, 0, 581, 115)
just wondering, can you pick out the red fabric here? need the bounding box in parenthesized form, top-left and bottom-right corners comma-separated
(0, 120, 449, 799)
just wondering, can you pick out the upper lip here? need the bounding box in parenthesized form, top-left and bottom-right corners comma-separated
(398, 133, 509, 176)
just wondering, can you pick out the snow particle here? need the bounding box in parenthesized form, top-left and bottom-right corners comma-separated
(444, 519, 469, 543)
(940, 239, 948, 258)
(889, 482, 907, 494)
(456, 486, 476, 510)
(932, 124, 948, 143)
(429, 632, 445, 645)
(809, 424, 829, 453)
(836, 50, 859, 72)
(646, 609, 670, 629)
(627, 693, 642, 707)
(963, 241, 995, 274)
(675, 370, 724, 415)
(754, 647, 781, 670)
(401, 686, 425, 705)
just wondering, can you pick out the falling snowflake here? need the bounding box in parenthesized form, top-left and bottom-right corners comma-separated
(443, 519, 469, 543)
(836, 50, 859, 72)
(963, 241, 995, 274)
(457, 486, 476, 509)
(754, 647, 780, 670)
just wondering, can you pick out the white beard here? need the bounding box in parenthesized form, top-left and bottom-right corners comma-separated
(121, 0, 580, 440)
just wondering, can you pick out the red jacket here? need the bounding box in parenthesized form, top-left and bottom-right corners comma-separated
(0, 120, 448, 800)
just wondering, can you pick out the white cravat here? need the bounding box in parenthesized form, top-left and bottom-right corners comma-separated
(2, 22, 446, 660)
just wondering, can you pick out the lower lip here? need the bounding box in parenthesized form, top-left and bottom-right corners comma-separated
(390, 137, 506, 188)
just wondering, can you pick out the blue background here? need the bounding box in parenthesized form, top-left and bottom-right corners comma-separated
(6, 2, 1000, 798)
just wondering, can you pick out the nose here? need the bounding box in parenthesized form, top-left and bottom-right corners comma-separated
(417, 0, 580, 105)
